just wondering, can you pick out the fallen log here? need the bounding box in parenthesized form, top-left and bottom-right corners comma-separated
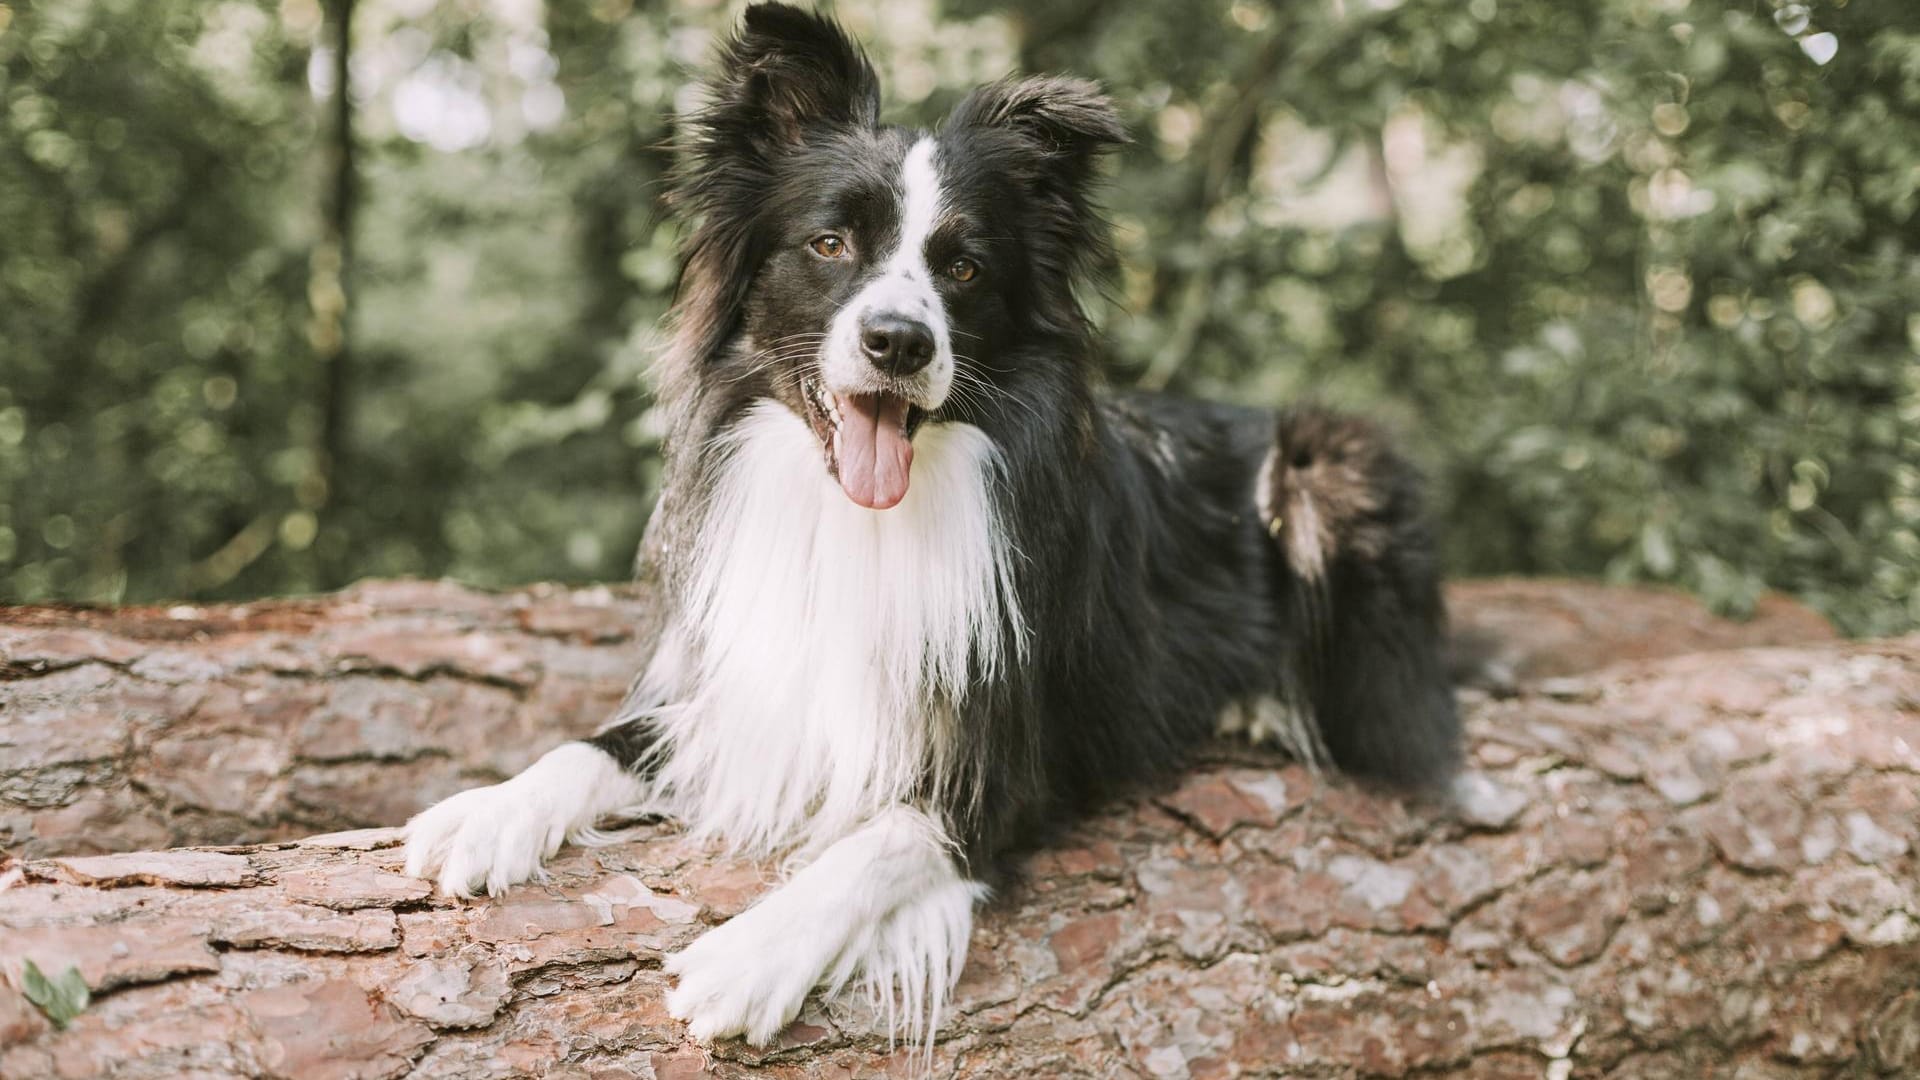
(2, 618, 1916, 1076)
(0, 577, 1837, 859)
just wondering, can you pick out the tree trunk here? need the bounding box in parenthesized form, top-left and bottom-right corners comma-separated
(6, 580, 1916, 1077)
(310, 0, 358, 588)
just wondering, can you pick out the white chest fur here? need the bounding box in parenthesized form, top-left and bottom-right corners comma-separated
(642, 402, 1022, 854)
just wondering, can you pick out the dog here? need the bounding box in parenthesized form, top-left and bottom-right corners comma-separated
(403, 2, 1460, 1051)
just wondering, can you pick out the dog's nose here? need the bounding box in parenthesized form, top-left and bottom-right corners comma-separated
(858, 315, 936, 376)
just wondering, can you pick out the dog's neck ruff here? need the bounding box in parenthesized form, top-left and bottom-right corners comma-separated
(644, 401, 1022, 855)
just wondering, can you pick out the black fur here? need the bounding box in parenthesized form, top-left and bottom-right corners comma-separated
(606, 4, 1459, 875)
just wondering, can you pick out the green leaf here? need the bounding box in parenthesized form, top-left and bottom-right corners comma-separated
(20, 959, 91, 1030)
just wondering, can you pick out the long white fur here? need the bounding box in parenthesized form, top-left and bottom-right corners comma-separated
(638, 401, 1018, 1048)
(822, 137, 955, 407)
(664, 806, 984, 1049)
(639, 401, 1022, 854)
(402, 135, 1016, 1055)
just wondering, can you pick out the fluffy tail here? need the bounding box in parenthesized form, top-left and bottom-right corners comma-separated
(1256, 407, 1461, 790)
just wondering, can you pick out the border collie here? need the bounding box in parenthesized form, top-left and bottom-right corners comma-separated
(405, 2, 1458, 1050)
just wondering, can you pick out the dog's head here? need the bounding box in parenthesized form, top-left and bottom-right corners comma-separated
(668, 3, 1125, 509)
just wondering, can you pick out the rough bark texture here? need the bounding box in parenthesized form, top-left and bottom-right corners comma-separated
(6, 581, 1918, 1078)
(2, 581, 654, 859)
(1, 578, 1835, 859)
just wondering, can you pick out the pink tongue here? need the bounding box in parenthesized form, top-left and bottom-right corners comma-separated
(832, 393, 914, 510)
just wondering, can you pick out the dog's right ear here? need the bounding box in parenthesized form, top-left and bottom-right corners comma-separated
(698, 3, 880, 157)
(663, 6, 880, 380)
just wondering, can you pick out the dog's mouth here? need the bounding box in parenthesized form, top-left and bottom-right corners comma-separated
(802, 376, 927, 511)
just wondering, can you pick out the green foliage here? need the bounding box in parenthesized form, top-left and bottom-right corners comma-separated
(2, 0, 1916, 634)
(20, 959, 91, 1029)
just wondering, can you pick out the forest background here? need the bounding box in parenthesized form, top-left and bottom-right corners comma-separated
(3, 0, 1916, 635)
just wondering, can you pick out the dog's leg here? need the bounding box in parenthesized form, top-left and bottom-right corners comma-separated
(665, 805, 984, 1048)
(400, 725, 655, 896)
(403, 633, 677, 896)
(1257, 407, 1461, 789)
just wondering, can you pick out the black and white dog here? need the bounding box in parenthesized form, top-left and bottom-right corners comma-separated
(405, 2, 1458, 1049)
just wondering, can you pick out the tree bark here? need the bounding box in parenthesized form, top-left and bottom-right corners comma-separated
(6, 581, 1916, 1077)
(2, 580, 652, 859)
(0, 577, 1835, 861)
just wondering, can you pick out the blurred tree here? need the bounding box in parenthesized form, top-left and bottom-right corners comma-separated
(311, 0, 356, 584)
(962, 0, 1920, 634)
(1, 0, 321, 600)
(2, 0, 1916, 634)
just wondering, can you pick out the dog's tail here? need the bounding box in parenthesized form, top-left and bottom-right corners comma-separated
(1255, 406, 1462, 791)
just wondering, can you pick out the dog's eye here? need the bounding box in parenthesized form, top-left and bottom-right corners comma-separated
(946, 256, 979, 283)
(808, 234, 848, 259)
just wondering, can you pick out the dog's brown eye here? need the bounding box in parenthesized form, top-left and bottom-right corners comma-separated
(809, 234, 847, 258)
(947, 256, 979, 283)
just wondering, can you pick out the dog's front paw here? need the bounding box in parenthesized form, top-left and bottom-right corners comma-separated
(403, 742, 643, 897)
(665, 907, 831, 1045)
(403, 781, 569, 898)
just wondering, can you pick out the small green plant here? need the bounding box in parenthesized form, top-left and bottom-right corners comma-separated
(20, 959, 91, 1030)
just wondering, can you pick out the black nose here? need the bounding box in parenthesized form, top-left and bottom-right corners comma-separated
(858, 314, 936, 376)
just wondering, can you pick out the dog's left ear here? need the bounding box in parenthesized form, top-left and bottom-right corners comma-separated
(704, 3, 881, 154)
(948, 76, 1128, 187)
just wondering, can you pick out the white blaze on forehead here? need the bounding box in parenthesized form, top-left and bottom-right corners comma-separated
(890, 137, 943, 297)
(863, 136, 948, 332)
(822, 136, 955, 407)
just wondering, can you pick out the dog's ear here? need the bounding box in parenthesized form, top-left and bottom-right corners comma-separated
(949, 76, 1127, 307)
(664, 6, 880, 378)
(703, 3, 880, 153)
(949, 76, 1128, 185)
